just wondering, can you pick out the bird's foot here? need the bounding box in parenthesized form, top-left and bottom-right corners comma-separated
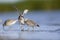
(21, 29, 24, 31)
(32, 30, 34, 32)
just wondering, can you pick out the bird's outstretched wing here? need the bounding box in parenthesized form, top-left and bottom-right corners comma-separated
(22, 9, 29, 16)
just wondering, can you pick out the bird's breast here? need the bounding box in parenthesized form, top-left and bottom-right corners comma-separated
(19, 19, 25, 24)
(18, 17, 25, 24)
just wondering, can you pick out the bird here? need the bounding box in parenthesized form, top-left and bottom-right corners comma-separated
(24, 18, 40, 31)
(18, 9, 29, 31)
(17, 9, 40, 31)
(3, 19, 18, 31)
(18, 14, 25, 30)
(13, 6, 29, 31)
(14, 6, 28, 25)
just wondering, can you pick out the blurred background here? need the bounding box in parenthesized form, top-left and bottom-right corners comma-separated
(0, 0, 60, 40)
(0, 0, 60, 12)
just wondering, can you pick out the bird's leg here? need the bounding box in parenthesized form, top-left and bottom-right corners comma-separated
(8, 26, 12, 31)
(3, 26, 4, 30)
(27, 27, 30, 32)
(3, 26, 6, 31)
(20, 25, 22, 31)
(32, 27, 34, 32)
(19, 22, 21, 31)
(20, 25, 24, 31)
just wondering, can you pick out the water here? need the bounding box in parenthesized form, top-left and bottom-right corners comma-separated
(0, 11, 60, 40)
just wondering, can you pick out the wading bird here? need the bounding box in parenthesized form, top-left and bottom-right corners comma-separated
(3, 19, 18, 31)
(16, 8, 40, 31)
(13, 6, 29, 31)
(24, 18, 40, 31)
(18, 9, 29, 31)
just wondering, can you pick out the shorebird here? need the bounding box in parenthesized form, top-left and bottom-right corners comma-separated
(18, 9, 29, 31)
(3, 19, 18, 31)
(2, 6, 19, 31)
(14, 6, 40, 31)
(18, 9, 29, 24)
(16, 8, 40, 31)
(24, 18, 40, 31)
(13, 6, 29, 31)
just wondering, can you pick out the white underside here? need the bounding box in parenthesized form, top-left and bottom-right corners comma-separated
(9, 20, 18, 25)
(20, 19, 25, 24)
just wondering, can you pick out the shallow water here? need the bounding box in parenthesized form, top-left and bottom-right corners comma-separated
(0, 11, 60, 40)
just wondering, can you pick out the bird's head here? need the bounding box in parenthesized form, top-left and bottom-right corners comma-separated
(18, 14, 24, 20)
